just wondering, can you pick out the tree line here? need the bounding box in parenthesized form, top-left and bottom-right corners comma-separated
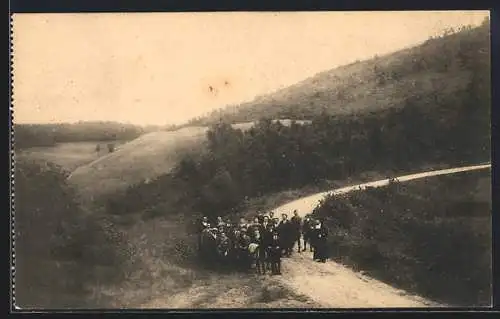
(14, 122, 146, 150)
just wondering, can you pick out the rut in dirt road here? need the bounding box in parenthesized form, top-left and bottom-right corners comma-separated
(270, 163, 490, 308)
(277, 249, 439, 308)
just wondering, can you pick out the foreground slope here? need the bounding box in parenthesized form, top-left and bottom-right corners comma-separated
(188, 21, 489, 125)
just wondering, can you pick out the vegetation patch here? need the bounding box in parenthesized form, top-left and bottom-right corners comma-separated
(14, 158, 134, 308)
(313, 170, 492, 306)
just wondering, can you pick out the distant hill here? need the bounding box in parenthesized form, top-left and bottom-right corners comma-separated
(186, 19, 490, 126)
(13, 121, 165, 150)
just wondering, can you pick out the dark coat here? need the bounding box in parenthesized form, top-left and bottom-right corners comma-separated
(261, 226, 272, 245)
(277, 220, 291, 236)
(313, 225, 329, 260)
(302, 219, 313, 239)
(268, 233, 282, 261)
(247, 223, 264, 241)
(290, 215, 302, 237)
(261, 222, 270, 232)
(238, 234, 251, 249)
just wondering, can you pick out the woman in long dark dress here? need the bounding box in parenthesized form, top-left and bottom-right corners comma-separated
(311, 219, 320, 260)
(315, 219, 329, 263)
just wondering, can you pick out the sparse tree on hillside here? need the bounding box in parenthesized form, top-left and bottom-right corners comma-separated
(107, 143, 115, 153)
(373, 64, 387, 86)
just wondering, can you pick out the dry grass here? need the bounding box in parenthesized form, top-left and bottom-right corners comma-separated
(135, 271, 320, 309)
(67, 120, 310, 202)
(67, 127, 208, 201)
(189, 23, 489, 125)
(14, 141, 126, 173)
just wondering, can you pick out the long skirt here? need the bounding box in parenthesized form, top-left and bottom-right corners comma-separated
(315, 239, 328, 261)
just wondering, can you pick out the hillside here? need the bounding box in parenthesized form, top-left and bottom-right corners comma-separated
(15, 141, 128, 173)
(95, 19, 490, 222)
(187, 21, 489, 125)
(67, 120, 310, 201)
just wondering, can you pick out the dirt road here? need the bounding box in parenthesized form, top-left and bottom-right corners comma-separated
(269, 163, 491, 308)
(272, 163, 491, 218)
(140, 163, 490, 308)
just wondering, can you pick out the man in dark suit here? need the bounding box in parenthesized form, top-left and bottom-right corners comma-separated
(290, 210, 302, 253)
(263, 221, 275, 272)
(277, 214, 292, 257)
(302, 215, 314, 252)
(268, 230, 282, 275)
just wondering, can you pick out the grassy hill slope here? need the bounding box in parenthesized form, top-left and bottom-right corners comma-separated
(187, 21, 489, 125)
(15, 141, 129, 173)
(67, 127, 208, 201)
(100, 20, 490, 221)
(67, 120, 310, 201)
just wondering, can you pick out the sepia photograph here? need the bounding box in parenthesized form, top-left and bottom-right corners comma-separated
(11, 11, 491, 310)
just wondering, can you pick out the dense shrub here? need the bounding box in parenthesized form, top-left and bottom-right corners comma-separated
(313, 170, 492, 306)
(14, 159, 131, 308)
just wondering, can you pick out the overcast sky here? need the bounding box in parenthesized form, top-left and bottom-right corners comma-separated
(12, 11, 489, 126)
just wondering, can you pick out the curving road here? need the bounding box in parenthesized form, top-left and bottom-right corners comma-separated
(140, 163, 490, 308)
(272, 164, 491, 219)
(270, 163, 491, 308)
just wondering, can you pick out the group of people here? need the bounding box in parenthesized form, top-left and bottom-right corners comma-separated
(197, 209, 330, 275)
